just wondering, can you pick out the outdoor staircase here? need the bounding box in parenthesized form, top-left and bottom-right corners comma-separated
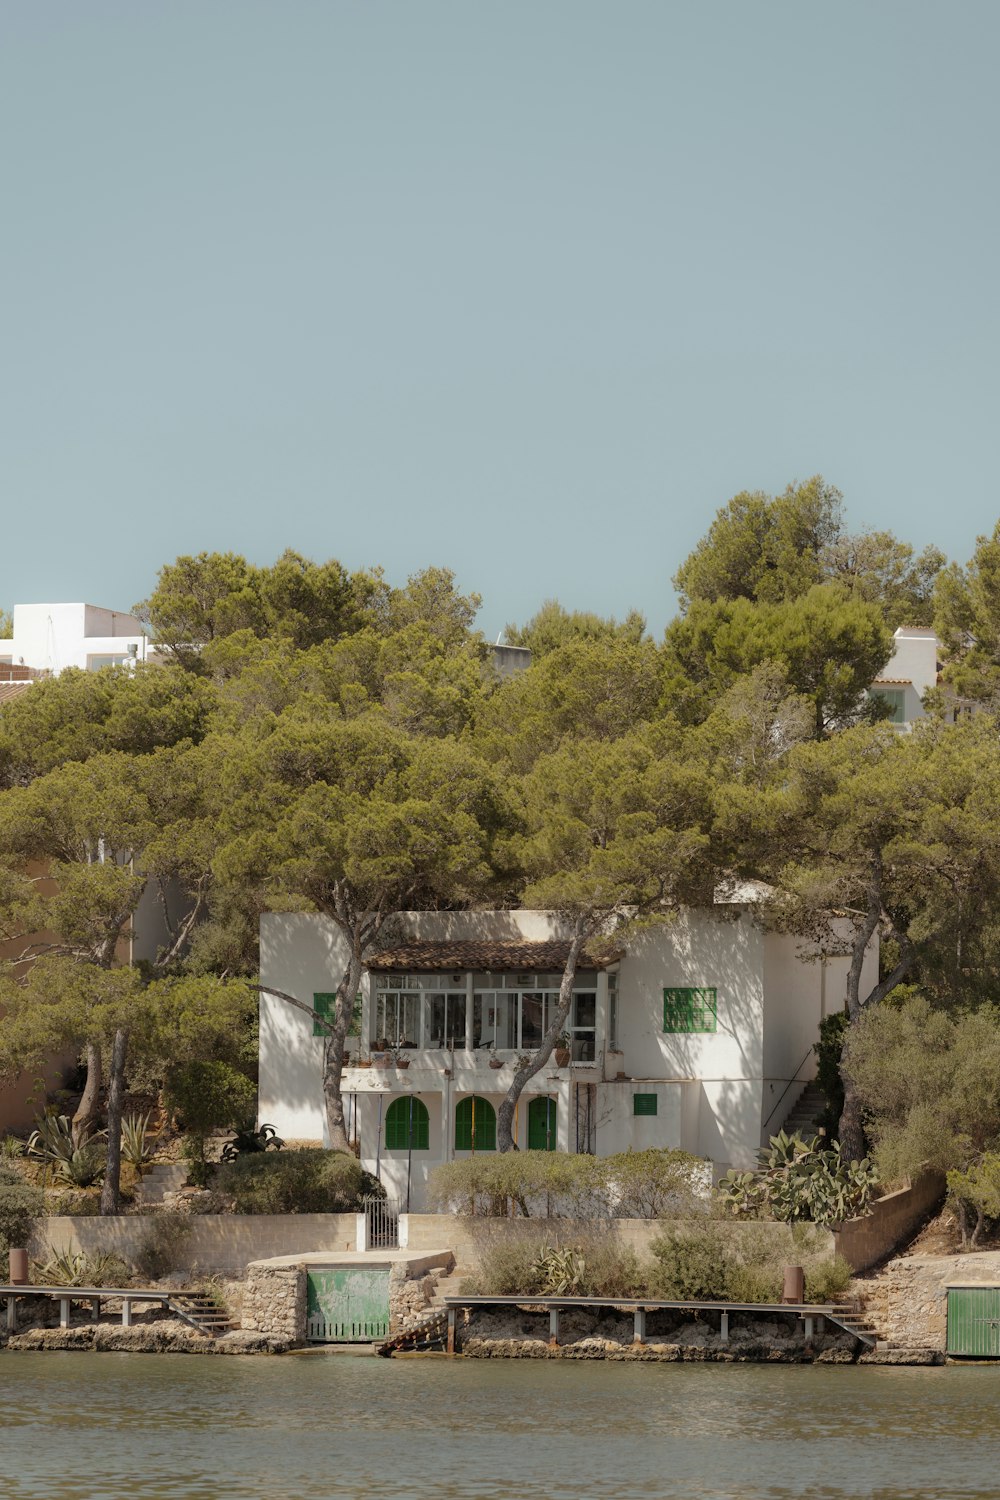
(781, 1083, 827, 1140)
(166, 1292, 234, 1338)
(827, 1294, 881, 1346)
(139, 1161, 188, 1205)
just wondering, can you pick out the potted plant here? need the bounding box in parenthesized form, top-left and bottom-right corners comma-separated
(553, 1033, 571, 1067)
(488, 1045, 503, 1070)
(372, 1038, 393, 1069)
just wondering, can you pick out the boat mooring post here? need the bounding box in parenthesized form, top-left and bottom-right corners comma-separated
(720, 1312, 730, 1344)
(549, 1307, 560, 1347)
(633, 1307, 646, 1345)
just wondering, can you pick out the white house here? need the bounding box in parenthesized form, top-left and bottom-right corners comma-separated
(259, 905, 876, 1210)
(868, 625, 974, 729)
(0, 602, 161, 676)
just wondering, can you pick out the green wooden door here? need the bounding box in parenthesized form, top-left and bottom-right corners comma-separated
(947, 1287, 1000, 1357)
(306, 1266, 390, 1343)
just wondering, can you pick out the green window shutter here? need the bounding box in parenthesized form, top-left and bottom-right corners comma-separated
(663, 986, 717, 1033)
(527, 1096, 557, 1151)
(633, 1092, 658, 1116)
(385, 1097, 430, 1151)
(455, 1095, 496, 1152)
(313, 993, 336, 1037)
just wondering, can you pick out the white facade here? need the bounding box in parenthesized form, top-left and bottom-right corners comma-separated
(0, 602, 159, 675)
(259, 907, 877, 1209)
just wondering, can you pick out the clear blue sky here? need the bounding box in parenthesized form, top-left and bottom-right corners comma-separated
(2, 2, 998, 640)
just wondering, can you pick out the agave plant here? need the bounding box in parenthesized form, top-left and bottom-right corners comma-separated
(220, 1122, 284, 1162)
(28, 1113, 106, 1186)
(0, 1134, 26, 1159)
(531, 1245, 586, 1295)
(120, 1112, 154, 1170)
(39, 1250, 132, 1287)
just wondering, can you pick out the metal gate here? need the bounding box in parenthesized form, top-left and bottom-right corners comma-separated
(306, 1266, 391, 1343)
(947, 1286, 1000, 1357)
(365, 1193, 400, 1248)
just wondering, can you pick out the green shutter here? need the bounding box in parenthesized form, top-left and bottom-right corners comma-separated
(633, 1093, 658, 1116)
(385, 1097, 430, 1151)
(455, 1095, 496, 1151)
(313, 992, 336, 1036)
(527, 1097, 557, 1150)
(663, 986, 717, 1033)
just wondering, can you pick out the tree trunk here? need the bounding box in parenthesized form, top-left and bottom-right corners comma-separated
(837, 1072, 866, 1163)
(497, 923, 588, 1153)
(100, 1027, 129, 1216)
(323, 950, 363, 1154)
(72, 1041, 102, 1147)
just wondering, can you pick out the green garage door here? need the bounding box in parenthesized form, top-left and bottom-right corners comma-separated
(306, 1266, 391, 1343)
(947, 1287, 1000, 1357)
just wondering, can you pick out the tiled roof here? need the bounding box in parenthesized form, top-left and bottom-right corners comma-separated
(871, 678, 911, 686)
(0, 682, 35, 706)
(366, 940, 617, 973)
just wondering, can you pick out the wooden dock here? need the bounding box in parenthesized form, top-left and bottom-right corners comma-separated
(439, 1294, 878, 1353)
(1, 1284, 231, 1338)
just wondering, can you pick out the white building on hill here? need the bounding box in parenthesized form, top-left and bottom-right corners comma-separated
(258, 905, 876, 1210)
(0, 602, 158, 676)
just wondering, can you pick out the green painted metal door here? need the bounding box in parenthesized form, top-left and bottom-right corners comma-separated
(306, 1267, 390, 1343)
(947, 1287, 1000, 1357)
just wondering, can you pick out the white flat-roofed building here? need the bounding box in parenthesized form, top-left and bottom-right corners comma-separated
(0, 602, 162, 676)
(259, 905, 877, 1210)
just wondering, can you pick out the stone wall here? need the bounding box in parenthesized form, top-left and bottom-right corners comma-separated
(388, 1264, 438, 1334)
(240, 1263, 307, 1341)
(834, 1172, 945, 1273)
(30, 1214, 358, 1277)
(884, 1252, 1000, 1351)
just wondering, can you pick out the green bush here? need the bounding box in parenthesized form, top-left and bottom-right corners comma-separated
(946, 1153, 1000, 1248)
(213, 1149, 366, 1214)
(428, 1148, 706, 1219)
(650, 1224, 734, 1300)
(804, 1254, 853, 1302)
(720, 1131, 878, 1226)
(0, 1161, 44, 1258)
(132, 1213, 192, 1282)
(462, 1220, 649, 1298)
(164, 1060, 256, 1184)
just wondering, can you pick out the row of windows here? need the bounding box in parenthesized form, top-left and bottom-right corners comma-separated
(382, 1095, 558, 1152)
(315, 986, 718, 1041)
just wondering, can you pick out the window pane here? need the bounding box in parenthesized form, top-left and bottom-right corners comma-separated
(520, 994, 545, 1049)
(573, 993, 596, 1029)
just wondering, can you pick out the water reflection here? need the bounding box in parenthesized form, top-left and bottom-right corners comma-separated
(2, 1353, 998, 1499)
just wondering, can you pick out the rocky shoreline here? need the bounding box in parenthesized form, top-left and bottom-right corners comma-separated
(1, 1320, 294, 1355)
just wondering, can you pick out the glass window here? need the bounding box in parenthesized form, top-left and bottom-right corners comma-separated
(373, 991, 421, 1048)
(428, 992, 466, 1048)
(870, 687, 906, 725)
(385, 1097, 430, 1150)
(608, 970, 619, 1051)
(571, 991, 597, 1061)
(663, 987, 717, 1034)
(455, 1095, 496, 1151)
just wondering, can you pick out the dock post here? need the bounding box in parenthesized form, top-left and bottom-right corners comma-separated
(6, 1296, 15, 1332)
(91, 1298, 100, 1323)
(549, 1307, 560, 1347)
(59, 1296, 71, 1330)
(122, 1299, 133, 1328)
(719, 1312, 729, 1345)
(633, 1307, 646, 1346)
(447, 1306, 456, 1355)
(803, 1316, 814, 1342)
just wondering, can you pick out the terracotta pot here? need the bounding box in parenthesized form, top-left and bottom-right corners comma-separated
(488, 1057, 503, 1069)
(554, 1049, 571, 1067)
(396, 1058, 410, 1070)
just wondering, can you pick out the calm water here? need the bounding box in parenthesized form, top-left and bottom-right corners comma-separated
(2, 1352, 1000, 1500)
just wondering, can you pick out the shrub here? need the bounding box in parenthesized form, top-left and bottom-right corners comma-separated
(1, 1135, 26, 1159)
(213, 1149, 366, 1214)
(0, 1161, 44, 1257)
(428, 1148, 707, 1219)
(946, 1153, 1000, 1248)
(650, 1224, 735, 1300)
(164, 1061, 256, 1184)
(804, 1254, 853, 1302)
(132, 1212, 192, 1281)
(462, 1220, 650, 1298)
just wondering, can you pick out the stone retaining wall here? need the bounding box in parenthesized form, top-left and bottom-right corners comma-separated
(834, 1173, 946, 1273)
(884, 1252, 1000, 1351)
(29, 1214, 358, 1277)
(241, 1263, 307, 1341)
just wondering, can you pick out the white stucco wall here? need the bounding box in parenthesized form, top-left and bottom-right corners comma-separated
(1, 602, 155, 674)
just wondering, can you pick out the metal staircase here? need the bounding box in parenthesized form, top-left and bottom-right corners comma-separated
(166, 1292, 234, 1338)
